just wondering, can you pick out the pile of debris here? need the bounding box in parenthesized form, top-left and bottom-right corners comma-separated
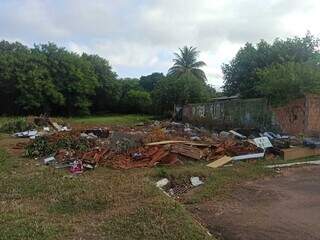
(13, 115, 71, 139)
(18, 118, 318, 174)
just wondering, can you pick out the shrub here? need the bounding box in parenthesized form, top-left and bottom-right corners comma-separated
(0, 118, 36, 134)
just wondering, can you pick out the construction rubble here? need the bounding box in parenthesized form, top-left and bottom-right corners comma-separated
(13, 115, 71, 139)
(13, 117, 320, 174)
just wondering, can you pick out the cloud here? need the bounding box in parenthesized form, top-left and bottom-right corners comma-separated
(0, 0, 320, 87)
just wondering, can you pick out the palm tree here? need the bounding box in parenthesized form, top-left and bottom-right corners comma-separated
(168, 46, 207, 81)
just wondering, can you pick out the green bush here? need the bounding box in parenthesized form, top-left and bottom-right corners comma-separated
(25, 135, 93, 158)
(0, 118, 36, 134)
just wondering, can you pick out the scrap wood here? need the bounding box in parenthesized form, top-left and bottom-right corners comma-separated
(81, 148, 109, 164)
(207, 156, 232, 168)
(229, 130, 246, 139)
(211, 139, 261, 156)
(105, 146, 178, 169)
(171, 144, 203, 160)
(146, 140, 211, 147)
(148, 147, 169, 166)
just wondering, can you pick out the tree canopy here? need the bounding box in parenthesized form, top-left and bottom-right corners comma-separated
(256, 62, 320, 106)
(0, 41, 217, 116)
(168, 46, 207, 82)
(222, 33, 320, 98)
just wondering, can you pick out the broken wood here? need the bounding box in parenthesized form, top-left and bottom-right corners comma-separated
(207, 156, 232, 168)
(171, 144, 203, 160)
(229, 130, 246, 139)
(146, 140, 211, 147)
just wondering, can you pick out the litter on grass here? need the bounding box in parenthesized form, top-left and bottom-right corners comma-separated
(13, 117, 320, 174)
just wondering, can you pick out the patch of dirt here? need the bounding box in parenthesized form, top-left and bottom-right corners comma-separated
(189, 166, 320, 240)
(0, 136, 29, 156)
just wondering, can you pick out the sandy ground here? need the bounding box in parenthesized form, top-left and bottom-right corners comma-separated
(189, 166, 320, 240)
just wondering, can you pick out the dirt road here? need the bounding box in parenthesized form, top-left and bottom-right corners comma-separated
(189, 166, 320, 240)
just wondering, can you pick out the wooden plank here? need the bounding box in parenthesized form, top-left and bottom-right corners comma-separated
(171, 144, 203, 160)
(207, 156, 232, 168)
(146, 140, 211, 147)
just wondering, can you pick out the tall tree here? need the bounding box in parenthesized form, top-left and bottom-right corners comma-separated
(222, 33, 320, 97)
(153, 74, 211, 114)
(168, 46, 207, 82)
(256, 62, 320, 106)
(82, 54, 119, 113)
(139, 72, 164, 92)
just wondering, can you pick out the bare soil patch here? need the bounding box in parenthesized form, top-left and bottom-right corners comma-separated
(189, 166, 320, 240)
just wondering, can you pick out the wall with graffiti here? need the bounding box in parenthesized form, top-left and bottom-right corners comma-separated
(182, 98, 273, 130)
(181, 94, 320, 135)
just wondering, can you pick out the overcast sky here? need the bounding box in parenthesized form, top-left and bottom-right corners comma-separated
(1, 0, 320, 88)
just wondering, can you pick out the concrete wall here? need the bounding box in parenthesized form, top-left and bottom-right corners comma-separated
(181, 94, 320, 135)
(182, 98, 273, 130)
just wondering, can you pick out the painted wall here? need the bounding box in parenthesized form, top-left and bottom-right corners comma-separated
(181, 95, 320, 135)
(182, 98, 273, 130)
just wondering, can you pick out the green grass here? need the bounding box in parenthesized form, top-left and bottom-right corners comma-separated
(0, 147, 213, 240)
(151, 161, 274, 204)
(0, 114, 154, 128)
(3, 115, 318, 239)
(67, 114, 154, 126)
(0, 117, 14, 127)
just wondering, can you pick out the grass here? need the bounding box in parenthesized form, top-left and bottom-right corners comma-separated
(0, 114, 154, 129)
(151, 160, 274, 204)
(0, 147, 213, 240)
(0, 117, 14, 127)
(2, 115, 317, 239)
(67, 114, 154, 126)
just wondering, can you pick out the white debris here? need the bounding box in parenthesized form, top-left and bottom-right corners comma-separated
(190, 136, 201, 141)
(229, 130, 246, 139)
(190, 176, 204, 187)
(60, 126, 71, 131)
(253, 137, 273, 149)
(14, 130, 38, 138)
(43, 156, 55, 164)
(266, 160, 320, 168)
(156, 178, 169, 188)
(43, 127, 50, 132)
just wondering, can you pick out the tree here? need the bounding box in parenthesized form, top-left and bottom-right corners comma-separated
(82, 54, 119, 113)
(256, 62, 320, 106)
(34, 43, 98, 115)
(222, 33, 320, 97)
(153, 74, 210, 113)
(123, 90, 152, 113)
(139, 72, 164, 92)
(168, 46, 207, 82)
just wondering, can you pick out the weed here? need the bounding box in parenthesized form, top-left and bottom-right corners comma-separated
(0, 118, 35, 134)
(155, 167, 169, 178)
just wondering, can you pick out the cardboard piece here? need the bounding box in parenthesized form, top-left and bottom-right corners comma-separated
(207, 156, 232, 168)
(281, 147, 320, 161)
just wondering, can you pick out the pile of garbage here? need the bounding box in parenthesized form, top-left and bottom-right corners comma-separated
(15, 118, 315, 174)
(13, 115, 71, 139)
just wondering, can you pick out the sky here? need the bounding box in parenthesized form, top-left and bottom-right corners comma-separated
(0, 0, 320, 88)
